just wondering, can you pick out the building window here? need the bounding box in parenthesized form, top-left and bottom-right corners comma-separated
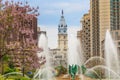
(118, 42, 120, 45)
(59, 30, 61, 33)
(61, 24, 63, 27)
(64, 36, 66, 39)
(115, 32, 118, 40)
(64, 41, 66, 45)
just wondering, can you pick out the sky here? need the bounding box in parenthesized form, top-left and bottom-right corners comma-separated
(16, 0, 90, 48)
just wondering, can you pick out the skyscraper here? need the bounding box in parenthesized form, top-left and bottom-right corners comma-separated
(80, 12, 91, 61)
(99, 0, 111, 56)
(90, 0, 120, 63)
(90, 0, 100, 57)
(110, 0, 120, 58)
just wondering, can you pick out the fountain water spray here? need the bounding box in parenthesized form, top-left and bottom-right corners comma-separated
(33, 33, 55, 80)
(105, 30, 120, 79)
(67, 34, 84, 80)
(88, 65, 120, 79)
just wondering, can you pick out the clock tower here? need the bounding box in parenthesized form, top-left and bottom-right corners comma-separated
(50, 10, 68, 68)
(58, 10, 68, 51)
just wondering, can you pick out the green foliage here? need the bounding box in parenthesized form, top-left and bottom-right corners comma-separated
(3, 63, 20, 74)
(69, 65, 79, 80)
(6, 76, 30, 80)
(9, 63, 15, 69)
(55, 65, 67, 76)
(0, 74, 5, 80)
(2, 55, 9, 62)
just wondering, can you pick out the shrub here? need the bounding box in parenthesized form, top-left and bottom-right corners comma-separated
(0, 74, 5, 80)
(55, 65, 67, 76)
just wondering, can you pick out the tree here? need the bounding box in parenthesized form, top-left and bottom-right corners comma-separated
(0, 0, 41, 75)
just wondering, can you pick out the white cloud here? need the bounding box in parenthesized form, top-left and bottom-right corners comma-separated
(41, 1, 89, 15)
(38, 25, 80, 49)
(52, 2, 89, 13)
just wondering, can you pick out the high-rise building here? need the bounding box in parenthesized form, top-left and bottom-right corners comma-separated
(80, 13, 91, 61)
(99, 0, 111, 56)
(110, 0, 120, 57)
(90, 0, 100, 57)
(90, 0, 120, 56)
(77, 30, 83, 42)
(90, 0, 120, 68)
(77, 31, 81, 40)
(90, 0, 108, 68)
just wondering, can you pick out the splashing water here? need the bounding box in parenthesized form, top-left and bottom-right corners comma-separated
(88, 65, 120, 79)
(67, 34, 84, 66)
(33, 33, 55, 80)
(105, 30, 120, 79)
(84, 56, 105, 66)
(67, 34, 84, 80)
(3, 72, 30, 78)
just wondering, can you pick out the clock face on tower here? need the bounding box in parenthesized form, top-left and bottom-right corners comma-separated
(58, 25, 67, 34)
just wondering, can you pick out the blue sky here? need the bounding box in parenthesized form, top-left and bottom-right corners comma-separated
(14, 0, 90, 48)
(36, 0, 90, 26)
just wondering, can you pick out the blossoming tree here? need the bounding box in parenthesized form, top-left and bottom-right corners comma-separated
(0, 0, 42, 75)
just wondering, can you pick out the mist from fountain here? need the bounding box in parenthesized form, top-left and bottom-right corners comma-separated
(33, 33, 55, 80)
(88, 65, 120, 79)
(67, 34, 84, 67)
(105, 30, 120, 79)
(84, 56, 105, 66)
(85, 68, 101, 79)
(3, 72, 30, 78)
(67, 34, 84, 80)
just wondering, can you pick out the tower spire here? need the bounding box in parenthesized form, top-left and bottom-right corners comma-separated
(62, 10, 63, 16)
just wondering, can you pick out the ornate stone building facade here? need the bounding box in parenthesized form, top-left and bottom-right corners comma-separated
(50, 10, 68, 68)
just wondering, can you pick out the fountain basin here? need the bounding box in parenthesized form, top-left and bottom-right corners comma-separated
(56, 74, 95, 80)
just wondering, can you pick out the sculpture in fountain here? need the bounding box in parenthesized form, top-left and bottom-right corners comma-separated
(69, 65, 79, 80)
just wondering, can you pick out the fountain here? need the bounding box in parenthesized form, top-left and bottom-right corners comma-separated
(84, 56, 105, 66)
(67, 34, 84, 80)
(33, 33, 55, 80)
(105, 30, 120, 79)
(87, 65, 120, 79)
(32, 30, 120, 80)
(3, 72, 30, 78)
